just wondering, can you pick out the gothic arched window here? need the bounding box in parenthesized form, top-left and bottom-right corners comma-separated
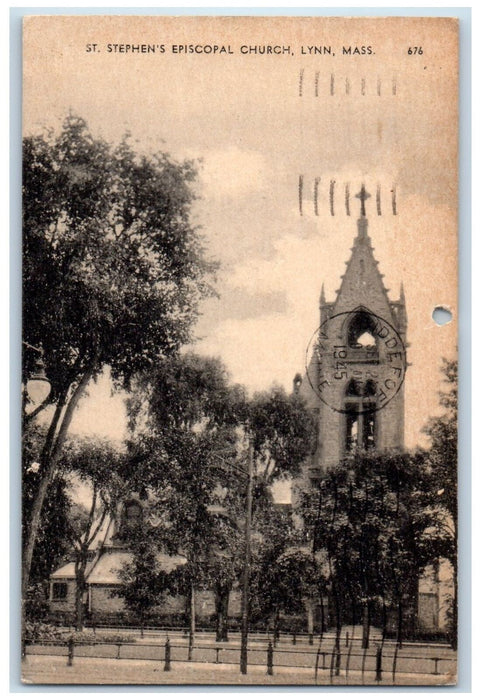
(347, 311, 377, 349)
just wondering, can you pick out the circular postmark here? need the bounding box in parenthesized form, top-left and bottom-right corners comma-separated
(305, 309, 407, 414)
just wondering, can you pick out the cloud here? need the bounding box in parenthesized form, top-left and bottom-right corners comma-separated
(196, 312, 310, 394)
(196, 146, 270, 200)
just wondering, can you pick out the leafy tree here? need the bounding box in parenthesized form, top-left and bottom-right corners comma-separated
(22, 114, 216, 624)
(124, 359, 314, 646)
(61, 438, 127, 630)
(125, 354, 245, 648)
(249, 386, 314, 490)
(302, 451, 437, 648)
(117, 523, 173, 636)
(423, 358, 458, 648)
(250, 504, 301, 633)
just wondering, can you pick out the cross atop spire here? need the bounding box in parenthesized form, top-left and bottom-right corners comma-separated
(355, 184, 371, 217)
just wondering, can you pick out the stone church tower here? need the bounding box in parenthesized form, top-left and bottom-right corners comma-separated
(297, 186, 407, 487)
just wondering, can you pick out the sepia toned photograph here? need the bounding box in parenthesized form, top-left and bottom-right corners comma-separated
(21, 14, 458, 686)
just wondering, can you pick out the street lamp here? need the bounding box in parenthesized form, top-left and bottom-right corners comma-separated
(239, 437, 254, 675)
(211, 437, 254, 675)
(23, 342, 51, 407)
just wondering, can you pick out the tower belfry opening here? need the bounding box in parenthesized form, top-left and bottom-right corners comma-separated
(344, 379, 377, 453)
(347, 310, 378, 348)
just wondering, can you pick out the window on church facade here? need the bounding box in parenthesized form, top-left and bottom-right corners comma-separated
(120, 500, 143, 538)
(125, 502, 142, 524)
(52, 582, 68, 600)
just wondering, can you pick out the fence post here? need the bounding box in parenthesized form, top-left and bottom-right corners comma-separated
(164, 638, 171, 672)
(309, 632, 314, 646)
(188, 630, 194, 661)
(392, 643, 399, 684)
(330, 641, 341, 681)
(335, 640, 341, 677)
(345, 631, 349, 647)
(375, 645, 382, 682)
(314, 647, 321, 683)
(67, 638, 74, 667)
(361, 646, 368, 685)
(292, 631, 297, 645)
(345, 643, 353, 683)
(267, 641, 273, 676)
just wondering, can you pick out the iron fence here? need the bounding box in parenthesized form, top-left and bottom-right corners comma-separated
(23, 637, 456, 684)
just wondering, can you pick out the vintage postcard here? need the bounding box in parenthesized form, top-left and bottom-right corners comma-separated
(22, 15, 458, 685)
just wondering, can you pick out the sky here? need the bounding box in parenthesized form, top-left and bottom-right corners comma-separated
(23, 15, 458, 451)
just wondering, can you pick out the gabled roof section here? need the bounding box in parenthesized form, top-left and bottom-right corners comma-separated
(51, 562, 76, 579)
(50, 551, 187, 584)
(332, 186, 395, 325)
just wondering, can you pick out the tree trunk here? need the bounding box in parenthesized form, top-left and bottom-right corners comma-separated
(361, 601, 370, 649)
(75, 571, 86, 631)
(381, 598, 387, 643)
(397, 600, 403, 649)
(22, 365, 96, 637)
(22, 397, 66, 624)
(272, 607, 280, 646)
(320, 595, 326, 637)
(215, 583, 230, 642)
(188, 582, 195, 660)
(451, 556, 458, 650)
(306, 599, 314, 639)
(351, 595, 357, 645)
(333, 588, 342, 676)
(407, 575, 419, 641)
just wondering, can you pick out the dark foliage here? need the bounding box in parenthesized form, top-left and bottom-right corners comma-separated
(22, 114, 216, 616)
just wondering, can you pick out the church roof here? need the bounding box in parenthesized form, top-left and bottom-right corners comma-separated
(50, 550, 187, 585)
(331, 193, 395, 324)
(86, 551, 133, 584)
(51, 562, 76, 579)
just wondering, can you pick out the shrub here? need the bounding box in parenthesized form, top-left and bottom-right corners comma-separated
(24, 622, 134, 644)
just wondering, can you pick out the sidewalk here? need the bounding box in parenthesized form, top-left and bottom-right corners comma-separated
(21, 654, 456, 686)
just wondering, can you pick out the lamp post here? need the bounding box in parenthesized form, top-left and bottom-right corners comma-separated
(211, 434, 254, 675)
(239, 437, 254, 675)
(22, 342, 51, 409)
(21, 341, 51, 641)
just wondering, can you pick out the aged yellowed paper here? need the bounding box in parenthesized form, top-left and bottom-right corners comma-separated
(22, 15, 458, 686)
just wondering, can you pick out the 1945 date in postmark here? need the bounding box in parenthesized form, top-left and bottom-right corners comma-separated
(305, 309, 407, 415)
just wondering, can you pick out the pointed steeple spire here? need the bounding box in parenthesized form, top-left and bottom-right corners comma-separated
(320, 282, 326, 307)
(400, 282, 405, 304)
(332, 187, 395, 325)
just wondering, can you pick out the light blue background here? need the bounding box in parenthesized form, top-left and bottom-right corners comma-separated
(10, 5, 471, 693)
